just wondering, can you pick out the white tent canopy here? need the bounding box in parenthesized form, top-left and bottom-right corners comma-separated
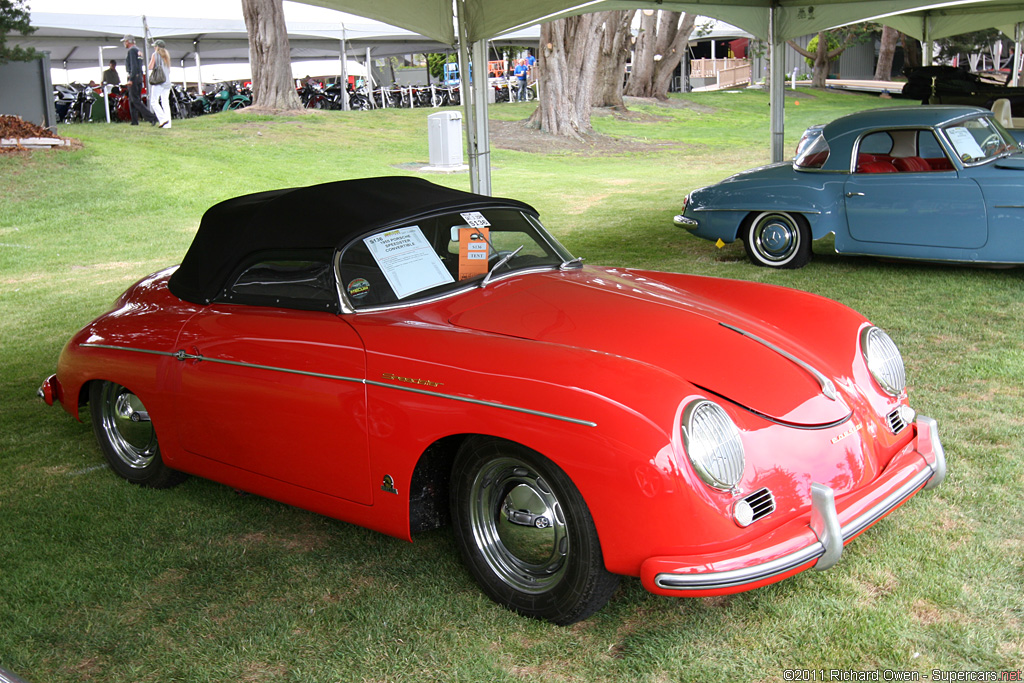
(22, 1, 536, 86)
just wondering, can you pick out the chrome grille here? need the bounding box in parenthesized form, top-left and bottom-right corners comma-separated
(744, 487, 776, 523)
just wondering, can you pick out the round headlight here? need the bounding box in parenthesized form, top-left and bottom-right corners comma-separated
(682, 400, 745, 490)
(861, 326, 906, 396)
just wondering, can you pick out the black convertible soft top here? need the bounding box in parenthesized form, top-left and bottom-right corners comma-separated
(168, 176, 536, 305)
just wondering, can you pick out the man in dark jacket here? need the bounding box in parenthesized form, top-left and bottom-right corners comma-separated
(122, 34, 158, 126)
(102, 60, 120, 87)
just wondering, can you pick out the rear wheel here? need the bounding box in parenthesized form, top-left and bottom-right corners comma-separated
(743, 211, 812, 269)
(450, 437, 619, 624)
(89, 381, 186, 488)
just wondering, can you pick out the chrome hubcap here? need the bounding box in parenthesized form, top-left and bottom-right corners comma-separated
(753, 214, 799, 262)
(469, 457, 568, 594)
(99, 383, 157, 469)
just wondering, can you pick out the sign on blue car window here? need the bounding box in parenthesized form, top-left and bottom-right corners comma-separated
(364, 226, 454, 299)
(947, 126, 985, 161)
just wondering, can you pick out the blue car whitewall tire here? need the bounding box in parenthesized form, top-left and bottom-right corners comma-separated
(743, 211, 812, 269)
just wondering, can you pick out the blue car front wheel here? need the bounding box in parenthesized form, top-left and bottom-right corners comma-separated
(743, 211, 811, 269)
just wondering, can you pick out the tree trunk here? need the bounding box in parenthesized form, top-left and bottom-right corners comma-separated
(527, 15, 605, 139)
(788, 31, 855, 88)
(626, 11, 696, 100)
(241, 0, 302, 111)
(902, 35, 922, 70)
(591, 10, 635, 108)
(874, 26, 899, 80)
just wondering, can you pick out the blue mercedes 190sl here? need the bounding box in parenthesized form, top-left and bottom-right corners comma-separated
(674, 106, 1024, 268)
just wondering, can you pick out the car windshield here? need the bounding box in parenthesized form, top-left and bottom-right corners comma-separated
(336, 208, 574, 310)
(943, 115, 1018, 165)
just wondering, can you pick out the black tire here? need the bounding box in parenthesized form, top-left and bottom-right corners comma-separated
(743, 211, 812, 269)
(88, 381, 187, 488)
(450, 437, 619, 624)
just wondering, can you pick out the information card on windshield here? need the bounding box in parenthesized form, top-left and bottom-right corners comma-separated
(364, 226, 454, 299)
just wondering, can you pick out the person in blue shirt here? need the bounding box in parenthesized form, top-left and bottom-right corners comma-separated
(513, 59, 529, 102)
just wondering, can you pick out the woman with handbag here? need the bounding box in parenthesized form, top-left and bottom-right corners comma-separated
(148, 40, 172, 129)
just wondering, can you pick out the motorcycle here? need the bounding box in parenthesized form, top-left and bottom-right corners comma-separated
(207, 82, 251, 113)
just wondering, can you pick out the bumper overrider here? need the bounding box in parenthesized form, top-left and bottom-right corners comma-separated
(673, 214, 699, 229)
(641, 416, 946, 596)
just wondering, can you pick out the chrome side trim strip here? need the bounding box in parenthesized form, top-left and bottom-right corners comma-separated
(80, 343, 597, 428)
(363, 379, 597, 427)
(691, 207, 823, 214)
(720, 323, 839, 401)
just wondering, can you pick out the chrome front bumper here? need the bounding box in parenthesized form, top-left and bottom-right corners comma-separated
(647, 416, 946, 593)
(673, 214, 699, 229)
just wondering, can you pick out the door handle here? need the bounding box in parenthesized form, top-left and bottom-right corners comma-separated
(845, 192, 865, 198)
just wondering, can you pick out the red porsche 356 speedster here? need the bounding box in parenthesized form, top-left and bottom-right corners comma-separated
(41, 177, 946, 623)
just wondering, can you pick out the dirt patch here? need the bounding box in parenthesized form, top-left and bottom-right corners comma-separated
(0, 115, 79, 154)
(490, 117, 688, 156)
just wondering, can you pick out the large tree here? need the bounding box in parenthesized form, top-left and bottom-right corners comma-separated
(788, 28, 864, 87)
(591, 10, 635, 108)
(241, 0, 302, 110)
(874, 25, 900, 80)
(527, 14, 607, 139)
(625, 10, 695, 99)
(1, 0, 36, 64)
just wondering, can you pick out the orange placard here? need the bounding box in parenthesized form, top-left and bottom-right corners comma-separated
(458, 226, 490, 280)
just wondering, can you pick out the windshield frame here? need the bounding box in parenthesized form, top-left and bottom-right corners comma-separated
(333, 207, 574, 314)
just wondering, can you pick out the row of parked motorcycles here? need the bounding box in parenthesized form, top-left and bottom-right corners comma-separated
(53, 81, 253, 124)
(54, 76, 535, 124)
(298, 78, 535, 110)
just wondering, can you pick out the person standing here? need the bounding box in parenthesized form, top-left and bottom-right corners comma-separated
(514, 58, 529, 102)
(121, 34, 158, 126)
(102, 60, 120, 87)
(148, 40, 172, 128)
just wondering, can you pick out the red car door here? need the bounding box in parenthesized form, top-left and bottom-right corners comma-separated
(172, 305, 372, 505)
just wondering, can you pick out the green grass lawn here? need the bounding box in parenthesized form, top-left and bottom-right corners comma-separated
(1, 89, 1021, 683)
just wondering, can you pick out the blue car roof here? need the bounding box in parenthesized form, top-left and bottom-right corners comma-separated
(816, 105, 992, 171)
(822, 105, 988, 138)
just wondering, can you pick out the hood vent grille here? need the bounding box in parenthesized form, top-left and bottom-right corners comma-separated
(887, 408, 909, 434)
(744, 487, 776, 523)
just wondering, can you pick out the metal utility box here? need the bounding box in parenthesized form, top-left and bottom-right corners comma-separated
(427, 110, 463, 167)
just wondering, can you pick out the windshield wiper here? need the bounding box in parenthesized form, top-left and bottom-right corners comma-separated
(560, 256, 584, 270)
(481, 245, 524, 287)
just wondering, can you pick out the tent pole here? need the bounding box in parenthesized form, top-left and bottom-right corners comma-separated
(341, 24, 349, 110)
(456, 0, 483, 193)
(195, 39, 203, 95)
(1014, 22, 1023, 87)
(923, 16, 933, 66)
(769, 2, 785, 163)
(99, 46, 111, 123)
(471, 38, 492, 195)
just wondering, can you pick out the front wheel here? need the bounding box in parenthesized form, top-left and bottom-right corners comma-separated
(743, 211, 812, 269)
(450, 437, 619, 624)
(89, 381, 187, 488)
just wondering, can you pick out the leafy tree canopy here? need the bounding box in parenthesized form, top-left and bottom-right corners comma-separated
(1, 0, 37, 64)
(936, 29, 1004, 62)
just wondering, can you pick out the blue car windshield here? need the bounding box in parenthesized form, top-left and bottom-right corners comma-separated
(943, 116, 1018, 165)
